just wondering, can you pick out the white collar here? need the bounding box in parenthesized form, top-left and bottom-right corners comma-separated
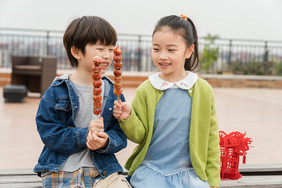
(149, 71, 198, 90)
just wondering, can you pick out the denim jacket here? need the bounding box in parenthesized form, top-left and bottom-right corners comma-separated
(34, 74, 127, 178)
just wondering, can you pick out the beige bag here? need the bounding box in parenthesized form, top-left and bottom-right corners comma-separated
(93, 172, 131, 188)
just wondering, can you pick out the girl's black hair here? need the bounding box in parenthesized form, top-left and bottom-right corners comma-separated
(63, 16, 117, 67)
(153, 15, 200, 71)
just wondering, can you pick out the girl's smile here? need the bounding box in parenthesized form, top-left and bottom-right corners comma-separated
(158, 61, 172, 69)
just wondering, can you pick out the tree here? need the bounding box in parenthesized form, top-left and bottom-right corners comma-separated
(201, 34, 219, 73)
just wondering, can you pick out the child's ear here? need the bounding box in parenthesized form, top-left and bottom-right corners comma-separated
(71, 46, 81, 60)
(185, 44, 194, 59)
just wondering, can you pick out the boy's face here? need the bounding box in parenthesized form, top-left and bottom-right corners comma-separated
(80, 43, 115, 74)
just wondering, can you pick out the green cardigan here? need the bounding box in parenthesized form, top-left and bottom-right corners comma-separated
(119, 77, 220, 187)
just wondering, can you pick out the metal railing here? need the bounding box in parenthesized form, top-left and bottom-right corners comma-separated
(1, 28, 282, 73)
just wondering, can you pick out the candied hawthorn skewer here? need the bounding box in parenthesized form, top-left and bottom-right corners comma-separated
(92, 56, 102, 118)
(113, 46, 123, 101)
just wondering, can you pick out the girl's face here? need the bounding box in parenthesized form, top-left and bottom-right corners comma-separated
(78, 43, 115, 74)
(152, 28, 194, 82)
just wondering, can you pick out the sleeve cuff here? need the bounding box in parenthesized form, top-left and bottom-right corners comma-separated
(76, 127, 88, 149)
(96, 135, 115, 153)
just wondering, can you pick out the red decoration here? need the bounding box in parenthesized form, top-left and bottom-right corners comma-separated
(219, 131, 252, 180)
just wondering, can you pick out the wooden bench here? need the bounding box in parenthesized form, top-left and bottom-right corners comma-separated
(221, 163, 282, 188)
(1, 164, 282, 187)
(239, 163, 282, 176)
(0, 169, 41, 188)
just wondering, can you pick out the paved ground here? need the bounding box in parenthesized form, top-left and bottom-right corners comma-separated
(1, 86, 282, 170)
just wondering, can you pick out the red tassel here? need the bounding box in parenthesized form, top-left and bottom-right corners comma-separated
(243, 155, 246, 164)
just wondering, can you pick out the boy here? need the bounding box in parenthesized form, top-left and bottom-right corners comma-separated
(34, 16, 129, 187)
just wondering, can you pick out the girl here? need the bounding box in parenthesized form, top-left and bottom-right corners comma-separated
(113, 15, 220, 188)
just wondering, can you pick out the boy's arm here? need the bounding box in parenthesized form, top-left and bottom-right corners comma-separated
(95, 94, 127, 154)
(96, 122, 127, 154)
(36, 95, 88, 155)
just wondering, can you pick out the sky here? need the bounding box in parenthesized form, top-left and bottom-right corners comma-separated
(0, 0, 282, 41)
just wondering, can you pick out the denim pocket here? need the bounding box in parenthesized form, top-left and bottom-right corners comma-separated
(55, 98, 72, 112)
(55, 97, 72, 125)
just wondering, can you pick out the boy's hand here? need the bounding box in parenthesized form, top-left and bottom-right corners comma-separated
(86, 117, 109, 150)
(89, 117, 104, 133)
(86, 130, 109, 150)
(113, 101, 131, 120)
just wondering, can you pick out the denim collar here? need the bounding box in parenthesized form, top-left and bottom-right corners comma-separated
(52, 74, 70, 86)
(51, 74, 114, 86)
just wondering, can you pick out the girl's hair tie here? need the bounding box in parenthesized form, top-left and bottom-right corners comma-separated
(180, 14, 188, 20)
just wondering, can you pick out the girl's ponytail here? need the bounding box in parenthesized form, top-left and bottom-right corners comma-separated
(184, 17, 200, 71)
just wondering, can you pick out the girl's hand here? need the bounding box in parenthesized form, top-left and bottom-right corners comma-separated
(113, 101, 131, 120)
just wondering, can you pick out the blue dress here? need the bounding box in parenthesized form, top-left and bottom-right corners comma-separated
(130, 88, 209, 188)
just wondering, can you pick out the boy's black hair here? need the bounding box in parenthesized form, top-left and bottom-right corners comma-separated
(153, 15, 200, 71)
(63, 16, 117, 67)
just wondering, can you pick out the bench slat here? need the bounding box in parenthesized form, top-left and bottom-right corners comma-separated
(221, 175, 282, 188)
(0, 182, 41, 188)
(0, 175, 41, 184)
(239, 163, 282, 173)
(0, 169, 36, 176)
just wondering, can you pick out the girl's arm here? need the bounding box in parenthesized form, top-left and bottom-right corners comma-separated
(206, 93, 221, 187)
(118, 108, 145, 144)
